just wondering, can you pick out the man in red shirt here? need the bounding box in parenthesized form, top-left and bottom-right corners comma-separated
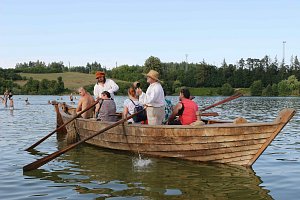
(167, 88, 198, 125)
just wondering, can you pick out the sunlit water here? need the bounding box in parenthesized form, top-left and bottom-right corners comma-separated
(0, 95, 299, 199)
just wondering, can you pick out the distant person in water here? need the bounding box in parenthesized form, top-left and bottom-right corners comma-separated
(76, 87, 95, 119)
(3, 89, 9, 107)
(8, 90, 13, 100)
(7, 90, 14, 109)
(9, 98, 14, 109)
(25, 97, 30, 105)
(70, 93, 74, 103)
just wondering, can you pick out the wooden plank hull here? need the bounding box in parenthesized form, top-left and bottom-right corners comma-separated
(58, 107, 295, 167)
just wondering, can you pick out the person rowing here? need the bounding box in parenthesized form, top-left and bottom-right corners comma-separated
(76, 87, 95, 119)
(167, 88, 198, 125)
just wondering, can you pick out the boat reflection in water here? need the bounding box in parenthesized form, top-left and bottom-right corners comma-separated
(25, 144, 273, 199)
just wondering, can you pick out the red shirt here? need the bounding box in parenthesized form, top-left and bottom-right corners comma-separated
(179, 99, 198, 125)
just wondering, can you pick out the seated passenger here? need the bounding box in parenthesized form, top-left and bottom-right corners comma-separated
(123, 86, 144, 124)
(97, 91, 118, 122)
(163, 90, 173, 124)
(167, 88, 198, 125)
(76, 87, 95, 119)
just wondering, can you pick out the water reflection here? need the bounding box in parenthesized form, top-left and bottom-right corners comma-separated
(2, 95, 299, 199)
(25, 145, 273, 199)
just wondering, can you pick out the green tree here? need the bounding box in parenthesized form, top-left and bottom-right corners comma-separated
(144, 56, 162, 74)
(286, 75, 300, 96)
(172, 80, 182, 93)
(55, 76, 65, 94)
(262, 84, 273, 96)
(250, 80, 263, 96)
(219, 83, 234, 96)
(278, 80, 290, 96)
(39, 79, 50, 94)
(271, 84, 278, 96)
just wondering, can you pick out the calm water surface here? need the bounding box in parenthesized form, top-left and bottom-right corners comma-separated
(0, 95, 299, 200)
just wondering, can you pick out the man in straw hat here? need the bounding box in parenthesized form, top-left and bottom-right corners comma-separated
(136, 69, 165, 125)
(94, 71, 119, 118)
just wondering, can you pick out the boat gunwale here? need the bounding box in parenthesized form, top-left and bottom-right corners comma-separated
(57, 103, 295, 130)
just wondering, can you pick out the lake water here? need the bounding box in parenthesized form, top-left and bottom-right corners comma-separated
(0, 95, 299, 200)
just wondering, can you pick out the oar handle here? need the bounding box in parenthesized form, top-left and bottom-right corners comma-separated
(23, 107, 146, 172)
(25, 99, 100, 151)
(200, 93, 242, 112)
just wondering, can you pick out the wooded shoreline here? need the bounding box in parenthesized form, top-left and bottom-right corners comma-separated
(1, 55, 300, 96)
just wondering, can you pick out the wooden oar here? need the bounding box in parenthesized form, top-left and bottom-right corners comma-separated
(199, 112, 219, 117)
(200, 93, 243, 112)
(23, 108, 146, 172)
(25, 99, 100, 151)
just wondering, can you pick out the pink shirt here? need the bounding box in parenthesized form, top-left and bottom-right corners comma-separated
(179, 99, 198, 125)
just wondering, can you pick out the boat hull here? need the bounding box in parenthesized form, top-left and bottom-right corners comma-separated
(57, 106, 295, 167)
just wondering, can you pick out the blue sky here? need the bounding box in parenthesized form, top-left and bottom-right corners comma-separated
(0, 0, 299, 68)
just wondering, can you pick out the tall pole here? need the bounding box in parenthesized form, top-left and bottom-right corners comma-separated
(185, 54, 188, 72)
(282, 41, 286, 64)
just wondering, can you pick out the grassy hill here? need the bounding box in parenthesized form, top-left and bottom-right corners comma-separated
(15, 72, 130, 92)
(14, 72, 249, 96)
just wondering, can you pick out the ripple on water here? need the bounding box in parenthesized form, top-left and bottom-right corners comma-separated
(1, 96, 300, 199)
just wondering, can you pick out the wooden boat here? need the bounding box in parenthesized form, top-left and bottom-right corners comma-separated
(55, 103, 295, 167)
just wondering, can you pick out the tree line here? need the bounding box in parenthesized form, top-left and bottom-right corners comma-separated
(1, 55, 300, 96)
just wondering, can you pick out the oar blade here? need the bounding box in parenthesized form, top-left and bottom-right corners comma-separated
(23, 107, 145, 171)
(24, 99, 99, 151)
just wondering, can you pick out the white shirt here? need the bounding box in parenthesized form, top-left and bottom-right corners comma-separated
(93, 79, 119, 99)
(139, 82, 165, 107)
(123, 98, 143, 123)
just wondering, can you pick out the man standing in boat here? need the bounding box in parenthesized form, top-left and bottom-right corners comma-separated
(93, 71, 119, 117)
(76, 87, 95, 119)
(136, 70, 165, 125)
(93, 71, 119, 99)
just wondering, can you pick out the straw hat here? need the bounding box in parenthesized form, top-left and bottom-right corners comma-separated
(95, 71, 105, 79)
(144, 70, 160, 82)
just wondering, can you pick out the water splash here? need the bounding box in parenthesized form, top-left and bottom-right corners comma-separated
(132, 153, 152, 171)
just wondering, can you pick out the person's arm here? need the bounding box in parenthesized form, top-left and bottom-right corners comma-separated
(76, 99, 83, 113)
(107, 79, 119, 94)
(138, 85, 158, 104)
(123, 106, 129, 119)
(93, 84, 99, 99)
(167, 103, 182, 124)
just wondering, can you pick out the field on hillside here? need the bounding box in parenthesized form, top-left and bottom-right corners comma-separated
(14, 72, 249, 96)
(15, 72, 129, 91)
